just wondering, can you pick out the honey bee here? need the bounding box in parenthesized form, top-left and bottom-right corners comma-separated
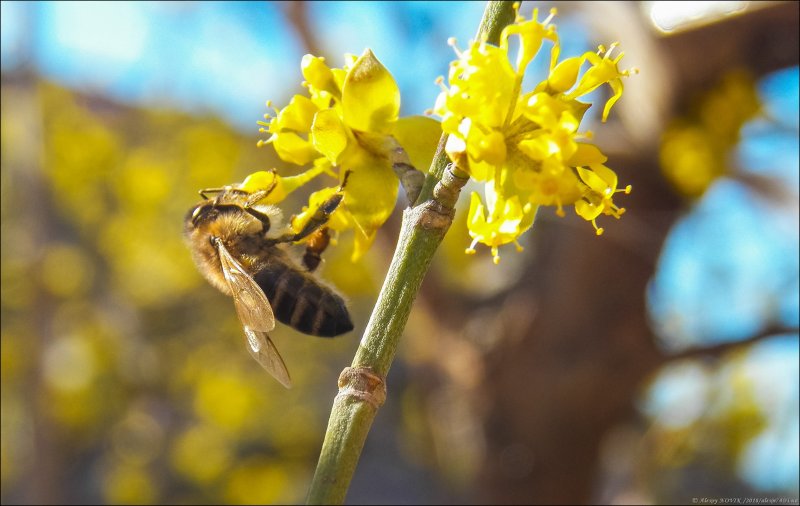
(184, 174, 353, 388)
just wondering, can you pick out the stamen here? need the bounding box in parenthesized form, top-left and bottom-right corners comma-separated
(514, 240, 524, 253)
(605, 42, 620, 59)
(543, 7, 557, 25)
(556, 198, 566, 217)
(512, 2, 522, 21)
(447, 37, 463, 58)
(592, 219, 604, 236)
(435, 76, 449, 93)
(265, 100, 280, 117)
(514, 5, 526, 22)
(491, 246, 500, 264)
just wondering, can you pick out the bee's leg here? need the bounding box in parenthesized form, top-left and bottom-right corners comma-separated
(198, 187, 225, 200)
(266, 171, 351, 246)
(302, 227, 331, 272)
(267, 191, 343, 247)
(241, 173, 281, 229)
(244, 207, 273, 230)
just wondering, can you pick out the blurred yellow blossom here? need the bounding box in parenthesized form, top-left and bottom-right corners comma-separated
(432, 5, 636, 262)
(660, 69, 760, 197)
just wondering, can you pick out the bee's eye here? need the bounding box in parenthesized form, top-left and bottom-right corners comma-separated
(191, 205, 210, 225)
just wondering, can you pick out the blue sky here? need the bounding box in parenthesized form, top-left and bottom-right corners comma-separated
(1, 1, 488, 130)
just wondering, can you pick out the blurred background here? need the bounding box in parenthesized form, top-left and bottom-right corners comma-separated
(1, 1, 797, 504)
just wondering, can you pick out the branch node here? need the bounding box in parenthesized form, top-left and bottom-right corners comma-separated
(335, 367, 387, 410)
(388, 136, 425, 206)
(432, 163, 469, 210)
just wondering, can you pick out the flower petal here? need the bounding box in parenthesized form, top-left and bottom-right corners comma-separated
(342, 152, 399, 253)
(567, 142, 607, 167)
(576, 166, 610, 194)
(301, 54, 339, 97)
(342, 49, 400, 134)
(277, 94, 318, 132)
(392, 115, 442, 173)
(547, 56, 583, 93)
(352, 227, 378, 262)
(271, 132, 318, 166)
(575, 198, 602, 220)
(311, 109, 350, 164)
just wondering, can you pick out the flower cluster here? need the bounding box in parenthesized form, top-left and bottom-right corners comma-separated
(250, 49, 436, 261)
(432, 6, 635, 263)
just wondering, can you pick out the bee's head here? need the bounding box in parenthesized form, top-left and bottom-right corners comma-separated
(185, 187, 251, 230)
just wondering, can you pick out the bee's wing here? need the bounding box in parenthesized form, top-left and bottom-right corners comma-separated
(216, 239, 275, 332)
(243, 326, 292, 388)
(216, 240, 290, 387)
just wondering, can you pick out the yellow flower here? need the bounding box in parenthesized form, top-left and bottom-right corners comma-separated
(500, 8, 558, 73)
(565, 43, 635, 122)
(465, 182, 536, 264)
(257, 49, 439, 261)
(574, 164, 632, 235)
(432, 5, 635, 260)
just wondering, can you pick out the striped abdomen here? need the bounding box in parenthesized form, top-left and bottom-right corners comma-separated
(253, 263, 353, 337)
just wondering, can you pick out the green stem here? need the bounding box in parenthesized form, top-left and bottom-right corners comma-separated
(306, 2, 516, 504)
